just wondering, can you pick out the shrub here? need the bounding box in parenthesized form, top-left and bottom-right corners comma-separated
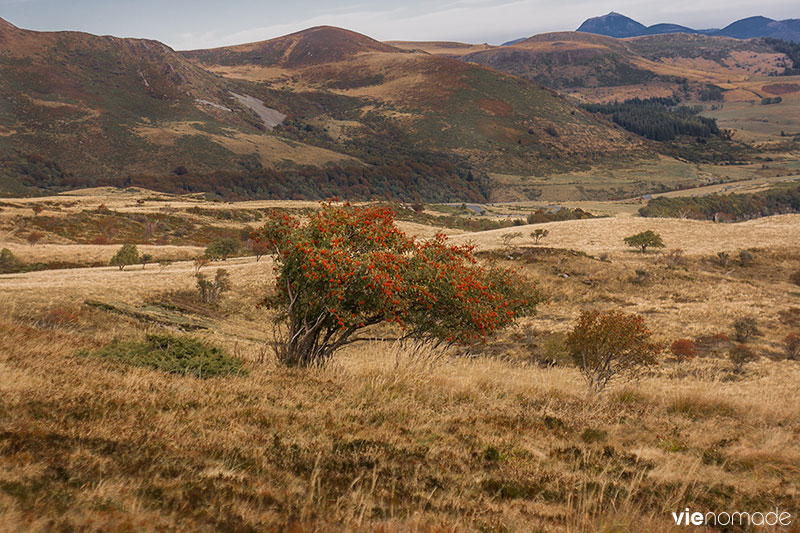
(109, 244, 139, 271)
(663, 249, 685, 268)
(158, 260, 173, 272)
(632, 268, 650, 285)
(733, 317, 760, 342)
(531, 229, 549, 244)
(670, 339, 697, 360)
(140, 253, 153, 270)
(31, 205, 43, 217)
(738, 250, 754, 267)
(729, 344, 758, 372)
(784, 333, 800, 360)
(0, 248, 24, 274)
(566, 310, 661, 391)
(27, 231, 44, 246)
(85, 334, 246, 378)
(254, 202, 541, 367)
(790, 270, 800, 287)
(624, 230, 665, 253)
(205, 238, 241, 261)
(196, 269, 231, 306)
(716, 251, 731, 267)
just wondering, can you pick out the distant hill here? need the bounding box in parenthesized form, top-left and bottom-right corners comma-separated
(183, 27, 648, 178)
(575, 12, 800, 42)
(0, 19, 649, 200)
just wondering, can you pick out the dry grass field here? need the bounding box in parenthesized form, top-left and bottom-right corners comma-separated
(1, 191, 799, 531)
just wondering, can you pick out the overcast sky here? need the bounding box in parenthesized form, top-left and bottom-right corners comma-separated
(0, 0, 797, 50)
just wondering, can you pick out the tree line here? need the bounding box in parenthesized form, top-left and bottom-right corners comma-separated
(639, 185, 800, 221)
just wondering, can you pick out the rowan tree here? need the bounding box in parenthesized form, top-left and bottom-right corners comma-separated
(253, 202, 542, 367)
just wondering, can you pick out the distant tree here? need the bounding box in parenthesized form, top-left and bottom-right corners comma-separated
(205, 238, 241, 261)
(251, 240, 272, 262)
(566, 310, 661, 391)
(531, 228, 549, 244)
(110, 244, 139, 271)
(158, 260, 173, 272)
(196, 269, 231, 306)
(194, 257, 210, 274)
(140, 253, 153, 270)
(501, 232, 523, 249)
(0, 248, 23, 274)
(624, 230, 665, 253)
(173, 166, 188, 176)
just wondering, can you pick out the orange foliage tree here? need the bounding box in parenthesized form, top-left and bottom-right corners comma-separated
(253, 202, 541, 367)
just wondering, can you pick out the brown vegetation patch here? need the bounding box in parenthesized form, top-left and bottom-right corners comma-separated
(478, 98, 513, 117)
(761, 83, 800, 95)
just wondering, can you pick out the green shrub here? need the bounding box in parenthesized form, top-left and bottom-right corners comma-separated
(196, 269, 231, 305)
(0, 248, 24, 274)
(110, 244, 139, 271)
(85, 334, 247, 378)
(205, 238, 241, 261)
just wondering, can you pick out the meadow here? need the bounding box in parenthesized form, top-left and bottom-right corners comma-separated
(1, 189, 799, 531)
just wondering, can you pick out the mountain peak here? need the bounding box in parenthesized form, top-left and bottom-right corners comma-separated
(577, 12, 647, 38)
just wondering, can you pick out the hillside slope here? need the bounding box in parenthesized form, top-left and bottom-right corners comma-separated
(182, 26, 650, 176)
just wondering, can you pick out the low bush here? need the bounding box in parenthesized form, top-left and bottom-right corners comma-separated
(84, 334, 246, 378)
(790, 270, 800, 287)
(733, 317, 760, 342)
(729, 344, 758, 372)
(739, 250, 754, 267)
(784, 333, 800, 360)
(670, 339, 697, 360)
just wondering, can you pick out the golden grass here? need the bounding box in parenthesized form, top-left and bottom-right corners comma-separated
(1, 192, 799, 530)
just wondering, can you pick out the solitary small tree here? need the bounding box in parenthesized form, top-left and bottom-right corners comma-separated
(194, 257, 210, 274)
(140, 253, 153, 270)
(251, 240, 271, 262)
(531, 229, 549, 245)
(110, 244, 139, 271)
(567, 310, 661, 391)
(253, 202, 542, 367)
(205, 238, 241, 261)
(501, 232, 523, 249)
(624, 230, 665, 253)
(196, 269, 231, 306)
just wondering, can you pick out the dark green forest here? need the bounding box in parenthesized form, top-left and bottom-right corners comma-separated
(582, 97, 722, 141)
(639, 184, 800, 221)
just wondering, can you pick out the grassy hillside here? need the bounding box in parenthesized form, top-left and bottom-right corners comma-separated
(1, 190, 798, 531)
(182, 26, 650, 176)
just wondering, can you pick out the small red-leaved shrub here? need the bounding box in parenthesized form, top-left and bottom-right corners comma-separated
(670, 339, 697, 360)
(566, 310, 661, 390)
(254, 202, 542, 367)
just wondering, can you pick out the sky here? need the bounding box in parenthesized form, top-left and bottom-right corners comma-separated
(0, 0, 797, 50)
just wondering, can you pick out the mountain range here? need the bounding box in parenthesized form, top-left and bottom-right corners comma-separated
(576, 12, 800, 42)
(0, 19, 646, 200)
